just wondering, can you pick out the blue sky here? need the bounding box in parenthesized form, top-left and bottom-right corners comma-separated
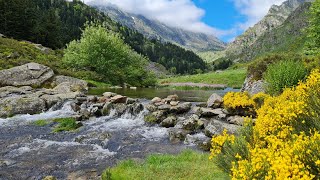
(193, 0, 247, 41)
(86, 0, 287, 42)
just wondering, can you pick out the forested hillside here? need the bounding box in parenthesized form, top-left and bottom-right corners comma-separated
(0, 0, 206, 74)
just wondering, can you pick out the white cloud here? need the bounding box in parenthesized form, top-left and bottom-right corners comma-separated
(84, 0, 233, 37)
(80, 0, 287, 40)
(231, 0, 286, 30)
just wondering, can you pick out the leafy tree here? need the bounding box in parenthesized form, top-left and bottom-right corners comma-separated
(305, 0, 320, 55)
(63, 23, 155, 86)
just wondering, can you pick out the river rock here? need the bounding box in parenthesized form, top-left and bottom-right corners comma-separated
(110, 95, 127, 104)
(167, 94, 179, 101)
(227, 116, 245, 126)
(113, 103, 127, 116)
(198, 108, 224, 117)
(241, 75, 265, 95)
(184, 134, 211, 151)
(0, 63, 54, 87)
(145, 104, 158, 112)
(170, 101, 179, 106)
(102, 102, 113, 116)
(168, 128, 191, 143)
(0, 86, 33, 98)
(182, 114, 204, 131)
(52, 75, 88, 92)
(103, 92, 117, 98)
(204, 120, 239, 137)
(160, 116, 177, 128)
(207, 93, 223, 108)
(170, 102, 192, 114)
(126, 98, 137, 104)
(158, 104, 171, 112)
(0, 96, 46, 118)
(151, 97, 162, 104)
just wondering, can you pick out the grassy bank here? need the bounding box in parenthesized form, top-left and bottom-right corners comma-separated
(102, 150, 229, 180)
(159, 69, 247, 89)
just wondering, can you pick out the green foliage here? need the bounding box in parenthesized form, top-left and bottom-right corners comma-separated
(32, 120, 49, 126)
(63, 23, 156, 86)
(247, 53, 303, 80)
(144, 114, 158, 123)
(102, 150, 229, 180)
(264, 60, 308, 95)
(304, 0, 320, 55)
(212, 58, 233, 71)
(52, 118, 81, 132)
(160, 69, 247, 88)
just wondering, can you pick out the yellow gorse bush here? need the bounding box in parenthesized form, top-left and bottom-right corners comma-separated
(211, 69, 320, 179)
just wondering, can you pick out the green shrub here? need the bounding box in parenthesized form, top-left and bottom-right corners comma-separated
(63, 23, 156, 87)
(263, 60, 308, 95)
(247, 53, 302, 80)
(52, 118, 82, 132)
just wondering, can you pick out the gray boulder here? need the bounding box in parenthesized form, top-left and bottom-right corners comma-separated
(227, 116, 245, 126)
(160, 116, 177, 128)
(168, 128, 191, 143)
(198, 108, 224, 117)
(53, 75, 88, 93)
(0, 96, 46, 117)
(170, 102, 192, 114)
(182, 114, 204, 131)
(110, 95, 127, 104)
(204, 120, 239, 137)
(207, 93, 223, 108)
(0, 63, 54, 87)
(241, 75, 265, 95)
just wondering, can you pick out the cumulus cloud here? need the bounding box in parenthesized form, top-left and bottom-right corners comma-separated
(79, 0, 287, 40)
(84, 0, 233, 37)
(231, 0, 286, 30)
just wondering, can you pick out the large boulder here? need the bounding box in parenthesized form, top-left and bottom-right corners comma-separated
(182, 114, 204, 131)
(0, 96, 46, 117)
(0, 63, 54, 87)
(110, 95, 127, 104)
(198, 108, 224, 117)
(170, 102, 192, 114)
(160, 116, 177, 128)
(207, 93, 223, 108)
(204, 120, 239, 137)
(52, 76, 88, 93)
(241, 75, 265, 95)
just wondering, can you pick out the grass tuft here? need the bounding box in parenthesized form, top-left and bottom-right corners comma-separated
(32, 119, 50, 126)
(52, 118, 82, 132)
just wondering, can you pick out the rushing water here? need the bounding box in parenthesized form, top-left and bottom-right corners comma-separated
(89, 87, 240, 102)
(0, 102, 194, 180)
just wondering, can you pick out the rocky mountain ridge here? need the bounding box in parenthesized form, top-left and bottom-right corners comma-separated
(225, 0, 313, 62)
(93, 4, 226, 52)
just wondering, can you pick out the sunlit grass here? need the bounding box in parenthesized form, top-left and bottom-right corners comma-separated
(102, 150, 229, 180)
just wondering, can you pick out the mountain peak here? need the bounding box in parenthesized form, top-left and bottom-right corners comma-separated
(93, 4, 226, 52)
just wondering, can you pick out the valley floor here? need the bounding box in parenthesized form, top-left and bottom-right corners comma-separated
(159, 69, 247, 89)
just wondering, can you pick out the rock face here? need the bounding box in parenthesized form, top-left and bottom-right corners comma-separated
(0, 63, 54, 87)
(225, 0, 312, 62)
(0, 96, 46, 117)
(241, 75, 265, 95)
(207, 93, 223, 108)
(52, 75, 88, 93)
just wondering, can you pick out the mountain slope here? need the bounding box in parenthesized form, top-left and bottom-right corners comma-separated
(93, 4, 226, 52)
(239, 2, 311, 61)
(0, 0, 206, 74)
(225, 0, 313, 62)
